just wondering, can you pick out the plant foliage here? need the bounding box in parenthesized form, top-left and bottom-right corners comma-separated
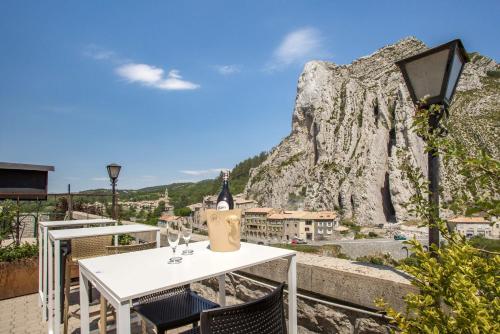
(376, 104, 500, 333)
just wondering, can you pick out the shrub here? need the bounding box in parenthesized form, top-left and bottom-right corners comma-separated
(377, 104, 500, 333)
(0, 243, 38, 262)
(368, 231, 378, 238)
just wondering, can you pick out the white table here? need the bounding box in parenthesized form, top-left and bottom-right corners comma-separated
(79, 241, 297, 334)
(47, 224, 161, 334)
(38, 219, 116, 320)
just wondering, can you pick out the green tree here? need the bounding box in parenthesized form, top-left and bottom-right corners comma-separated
(0, 200, 16, 245)
(376, 104, 500, 333)
(174, 207, 192, 217)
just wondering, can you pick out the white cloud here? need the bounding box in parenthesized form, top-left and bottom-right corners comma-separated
(116, 63, 200, 91)
(266, 27, 328, 71)
(180, 168, 226, 176)
(213, 65, 241, 75)
(83, 44, 116, 61)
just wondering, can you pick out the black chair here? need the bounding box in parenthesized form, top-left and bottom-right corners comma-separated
(180, 282, 286, 334)
(132, 285, 219, 333)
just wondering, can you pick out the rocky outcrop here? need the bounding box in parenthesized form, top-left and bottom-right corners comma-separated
(245, 37, 499, 225)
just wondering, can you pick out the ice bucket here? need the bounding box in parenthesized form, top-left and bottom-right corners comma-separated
(207, 209, 241, 252)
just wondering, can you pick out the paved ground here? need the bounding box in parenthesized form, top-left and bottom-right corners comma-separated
(0, 288, 194, 334)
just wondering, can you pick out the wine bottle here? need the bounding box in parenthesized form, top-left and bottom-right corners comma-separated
(216, 170, 234, 211)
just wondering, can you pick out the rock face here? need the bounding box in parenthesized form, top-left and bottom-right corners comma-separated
(245, 37, 499, 225)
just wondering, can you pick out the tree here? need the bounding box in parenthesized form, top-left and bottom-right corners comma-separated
(0, 200, 16, 246)
(376, 104, 500, 333)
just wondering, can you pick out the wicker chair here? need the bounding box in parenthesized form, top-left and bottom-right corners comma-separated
(179, 283, 286, 334)
(131, 285, 219, 334)
(63, 235, 113, 334)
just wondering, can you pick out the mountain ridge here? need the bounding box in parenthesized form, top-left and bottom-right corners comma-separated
(244, 37, 499, 225)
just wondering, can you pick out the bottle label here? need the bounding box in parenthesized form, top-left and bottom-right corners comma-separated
(217, 201, 230, 211)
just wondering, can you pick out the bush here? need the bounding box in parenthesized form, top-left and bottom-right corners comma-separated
(0, 243, 38, 262)
(354, 232, 366, 239)
(356, 253, 398, 267)
(469, 236, 500, 252)
(486, 70, 500, 78)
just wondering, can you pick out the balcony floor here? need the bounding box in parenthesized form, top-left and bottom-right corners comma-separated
(0, 290, 194, 334)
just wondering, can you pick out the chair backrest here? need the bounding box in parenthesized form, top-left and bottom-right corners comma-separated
(200, 282, 286, 334)
(70, 235, 113, 261)
(106, 241, 157, 255)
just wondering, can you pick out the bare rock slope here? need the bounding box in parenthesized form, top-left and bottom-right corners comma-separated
(245, 37, 499, 225)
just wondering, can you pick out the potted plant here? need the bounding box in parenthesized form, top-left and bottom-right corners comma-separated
(0, 200, 39, 300)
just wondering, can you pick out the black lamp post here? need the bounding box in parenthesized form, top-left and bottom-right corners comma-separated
(106, 163, 122, 220)
(396, 39, 468, 249)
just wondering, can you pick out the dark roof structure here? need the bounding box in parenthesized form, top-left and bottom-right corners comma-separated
(0, 162, 55, 200)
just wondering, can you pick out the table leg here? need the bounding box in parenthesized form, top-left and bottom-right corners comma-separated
(43, 226, 48, 321)
(217, 274, 226, 307)
(116, 302, 131, 334)
(54, 240, 61, 334)
(38, 224, 42, 308)
(156, 230, 161, 247)
(79, 270, 90, 334)
(114, 222, 118, 246)
(48, 237, 54, 334)
(287, 255, 297, 334)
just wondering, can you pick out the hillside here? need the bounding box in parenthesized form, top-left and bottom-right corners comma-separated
(244, 37, 499, 225)
(72, 152, 268, 209)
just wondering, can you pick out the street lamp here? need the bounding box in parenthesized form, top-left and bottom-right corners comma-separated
(396, 39, 468, 249)
(106, 163, 121, 220)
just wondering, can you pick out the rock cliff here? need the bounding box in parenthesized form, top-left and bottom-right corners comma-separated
(245, 37, 499, 225)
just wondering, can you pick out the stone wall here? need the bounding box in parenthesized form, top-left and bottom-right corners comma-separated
(193, 274, 393, 334)
(193, 251, 416, 333)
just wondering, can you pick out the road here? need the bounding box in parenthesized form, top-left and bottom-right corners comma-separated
(311, 238, 428, 260)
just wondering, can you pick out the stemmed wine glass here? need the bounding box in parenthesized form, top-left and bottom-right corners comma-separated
(167, 222, 182, 264)
(181, 219, 193, 255)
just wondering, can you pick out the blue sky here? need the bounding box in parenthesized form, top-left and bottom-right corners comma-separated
(1, 1, 498, 193)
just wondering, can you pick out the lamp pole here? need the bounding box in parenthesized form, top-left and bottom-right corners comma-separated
(428, 110, 441, 248)
(106, 163, 122, 220)
(396, 39, 468, 250)
(111, 178, 117, 220)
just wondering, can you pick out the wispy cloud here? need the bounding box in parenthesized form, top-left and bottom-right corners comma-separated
(83, 44, 117, 61)
(180, 168, 226, 176)
(116, 64, 200, 91)
(213, 64, 241, 75)
(84, 44, 199, 91)
(265, 27, 329, 71)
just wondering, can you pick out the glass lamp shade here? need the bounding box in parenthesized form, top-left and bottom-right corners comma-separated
(106, 163, 121, 181)
(396, 39, 468, 107)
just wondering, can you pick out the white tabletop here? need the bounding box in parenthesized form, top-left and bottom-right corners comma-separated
(79, 241, 295, 302)
(39, 218, 116, 228)
(49, 224, 159, 241)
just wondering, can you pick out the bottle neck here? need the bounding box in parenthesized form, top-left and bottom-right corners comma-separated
(222, 179, 229, 190)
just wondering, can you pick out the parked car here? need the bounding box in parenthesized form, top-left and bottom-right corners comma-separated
(290, 238, 307, 245)
(394, 234, 407, 240)
(257, 241, 264, 245)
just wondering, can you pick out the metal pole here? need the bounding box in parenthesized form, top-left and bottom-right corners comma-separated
(428, 111, 440, 249)
(112, 180, 117, 220)
(67, 184, 73, 220)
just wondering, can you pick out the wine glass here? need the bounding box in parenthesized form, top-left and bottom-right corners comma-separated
(167, 222, 182, 264)
(181, 219, 193, 255)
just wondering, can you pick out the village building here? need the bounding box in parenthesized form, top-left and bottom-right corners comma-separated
(446, 216, 496, 239)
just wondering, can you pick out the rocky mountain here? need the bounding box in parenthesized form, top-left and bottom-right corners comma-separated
(244, 37, 499, 225)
